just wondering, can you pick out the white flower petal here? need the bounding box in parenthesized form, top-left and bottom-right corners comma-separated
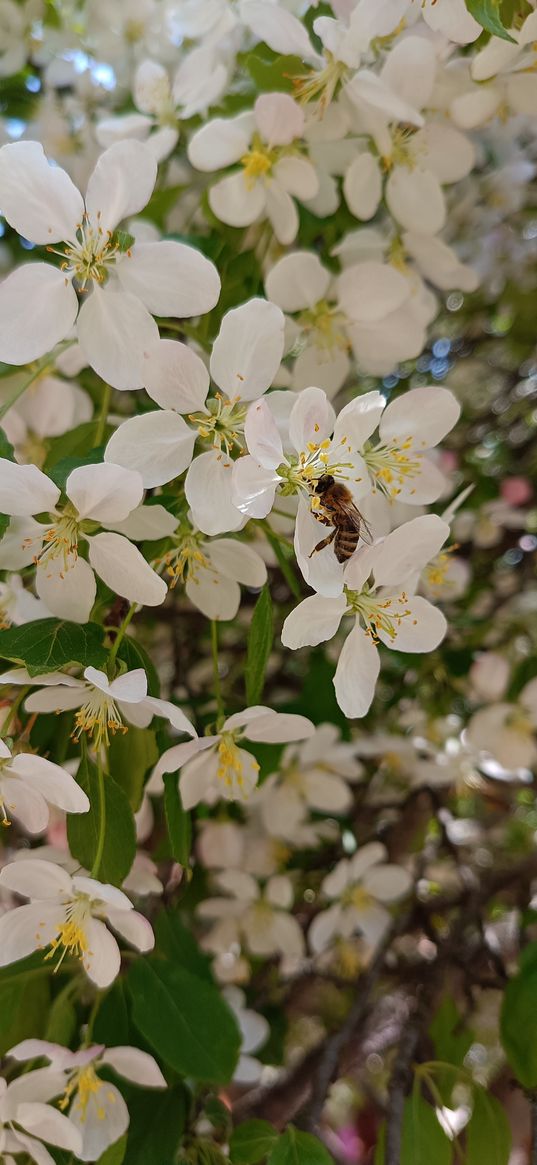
(0, 902, 60, 965)
(242, 712, 313, 744)
(88, 532, 166, 607)
(207, 539, 267, 588)
(188, 112, 255, 172)
(82, 917, 121, 988)
(66, 462, 143, 523)
(8, 754, 89, 814)
(308, 903, 342, 953)
(281, 594, 347, 649)
(0, 459, 59, 518)
(338, 262, 409, 323)
(386, 167, 445, 235)
(35, 557, 96, 625)
(77, 285, 159, 392)
(0, 264, 78, 366)
(185, 450, 244, 535)
(104, 907, 154, 952)
(69, 1084, 128, 1162)
(231, 456, 279, 519)
(101, 1046, 166, 1087)
(210, 171, 266, 229)
(377, 386, 461, 449)
(143, 339, 209, 412)
(0, 857, 71, 899)
(254, 92, 304, 146)
(107, 503, 178, 541)
(272, 157, 319, 200)
(450, 86, 501, 130)
(345, 69, 423, 127)
(381, 35, 436, 111)
(343, 152, 382, 221)
(210, 298, 284, 401)
(0, 141, 83, 244)
(414, 123, 475, 184)
(333, 623, 380, 718)
(186, 569, 241, 621)
(85, 140, 157, 234)
(371, 514, 450, 586)
(422, 0, 481, 44)
(288, 385, 335, 452)
(244, 396, 283, 467)
(377, 594, 447, 653)
(240, 1, 321, 64)
(117, 241, 220, 318)
(265, 251, 330, 312)
(294, 496, 345, 599)
(17, 1104, 82, 1153)
(105, 410, 196, 488)
(363, 863, 412, 903)
(265, 181, 298, 245)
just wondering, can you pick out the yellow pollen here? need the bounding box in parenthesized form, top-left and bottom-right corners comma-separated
(44, 898, 90, 971)
(71, 686, 127, 750)
(241, 147, 273, 185)
(217, 733, 259, 798)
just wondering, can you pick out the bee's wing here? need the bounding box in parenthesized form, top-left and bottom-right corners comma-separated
(340, 500, 374, 545)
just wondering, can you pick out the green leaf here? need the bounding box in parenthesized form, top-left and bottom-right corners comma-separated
(128, 957, 240, 1084)
(501, 961, 537, 1086)
(163, 772, 192, 864)
(0, 618, 107, 676)
(112, 230, 135, 253)
(0, 426, 15, 460)
(67, 753, 136, 886)
(0, 974, 49, 1054)
(45, 422, 109, 474)
(268, 1127, 334, 1165)
(430, 997, 474, 1068)
(45, 983, 77, 1045)
(155, 910, 213, 981)
(230, 1120, 278, 1164)
(116, 636, 160, 696)
(125, 1085, 186, 1165)
(245, 585, 273, 705)
(108, 727, 158, 811)
(96, 1135, 127, 1165)
(375, 1096, 452, 1165)
(465, 0, 516, 41)
(466, 1088, 511, 1165)
(242, 47, 304, 92)
(93, 980, 131, 1046)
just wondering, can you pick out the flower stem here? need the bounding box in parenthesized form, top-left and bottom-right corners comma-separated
(91, 753, 106, 879)
(1, 686, 30, 737)
(108, 603, 136, 668)
(95, 382, 112, 446)
(210, 620, 223, 718)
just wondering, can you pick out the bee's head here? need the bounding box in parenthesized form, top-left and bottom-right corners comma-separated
(315, 474, 335, 495)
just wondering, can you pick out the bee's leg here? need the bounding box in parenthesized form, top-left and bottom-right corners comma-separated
(309, 529, 336, 557)
(312, 512, 332, 526)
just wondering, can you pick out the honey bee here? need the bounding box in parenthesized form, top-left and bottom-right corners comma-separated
(309, 474, 373, 563)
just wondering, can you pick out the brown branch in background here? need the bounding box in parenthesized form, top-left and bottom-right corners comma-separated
(384, 981, 437, 1165)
